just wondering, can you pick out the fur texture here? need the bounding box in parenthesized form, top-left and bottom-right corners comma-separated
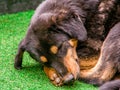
(14, 0, 120, 87)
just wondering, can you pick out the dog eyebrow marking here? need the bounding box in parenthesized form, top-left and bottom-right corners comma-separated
(50, 45, 58, 54)
(40, 56, 48, 63)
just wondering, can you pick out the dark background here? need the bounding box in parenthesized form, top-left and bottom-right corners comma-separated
(0, 0, 43, 14)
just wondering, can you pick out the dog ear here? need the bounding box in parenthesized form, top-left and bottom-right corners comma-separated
(31, 10, 68, 30)
(57, 17, 87, 42)
(31, 11, 87, 42)
(31, 12, 57, 29)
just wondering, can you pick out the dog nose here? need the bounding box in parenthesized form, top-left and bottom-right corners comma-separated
(63, 73, 75, 84)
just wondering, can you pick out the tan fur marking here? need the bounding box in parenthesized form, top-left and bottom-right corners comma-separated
(40, 56, 48, 62)
(50, 45, 58, 54)
(80, 54, 103, 78)
(44, 66, 57, 80)
(68, 39, 78, 61)
(101, 62, 116, 81)
(80, 56, 98, 70)
(80, 54, 119, 82)
(63, 47, 80, 79)
(68, 39, 78, 47)
(44, 66, 63, 86)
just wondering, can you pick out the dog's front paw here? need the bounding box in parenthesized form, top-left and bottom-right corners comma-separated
(50, 72, 63, 86)
(44, 66, 63, 86)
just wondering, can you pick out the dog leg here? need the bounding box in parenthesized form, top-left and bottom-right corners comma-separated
(80, 40, 117, 85)
(99, 80, 120, 90)
(14, 40, 25, 69)
(80, 53, 116, 85)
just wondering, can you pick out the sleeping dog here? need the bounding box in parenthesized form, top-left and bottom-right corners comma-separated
(14, 0, 120, 88)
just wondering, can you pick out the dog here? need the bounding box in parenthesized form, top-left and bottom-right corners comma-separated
(14, 0, 120, 88)
(14, 0, 99, 86)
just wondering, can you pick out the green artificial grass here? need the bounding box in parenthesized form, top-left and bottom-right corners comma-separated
(0, 11, 98, 90)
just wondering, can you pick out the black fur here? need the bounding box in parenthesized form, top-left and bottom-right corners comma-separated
(99, 80, 120, 90)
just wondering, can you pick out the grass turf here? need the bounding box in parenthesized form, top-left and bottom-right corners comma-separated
(0, 11, 98, 90)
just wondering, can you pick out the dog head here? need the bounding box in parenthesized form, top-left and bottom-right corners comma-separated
(30, 1, 87, 85)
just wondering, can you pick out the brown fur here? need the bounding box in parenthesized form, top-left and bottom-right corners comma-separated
(80, 55, 98, 70)
(80, 22, 120, 87)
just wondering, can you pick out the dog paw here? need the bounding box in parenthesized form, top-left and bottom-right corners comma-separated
(50, 73, 63, 86)
(44, 66, 63, 86)
(14, 65, 22, 70)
